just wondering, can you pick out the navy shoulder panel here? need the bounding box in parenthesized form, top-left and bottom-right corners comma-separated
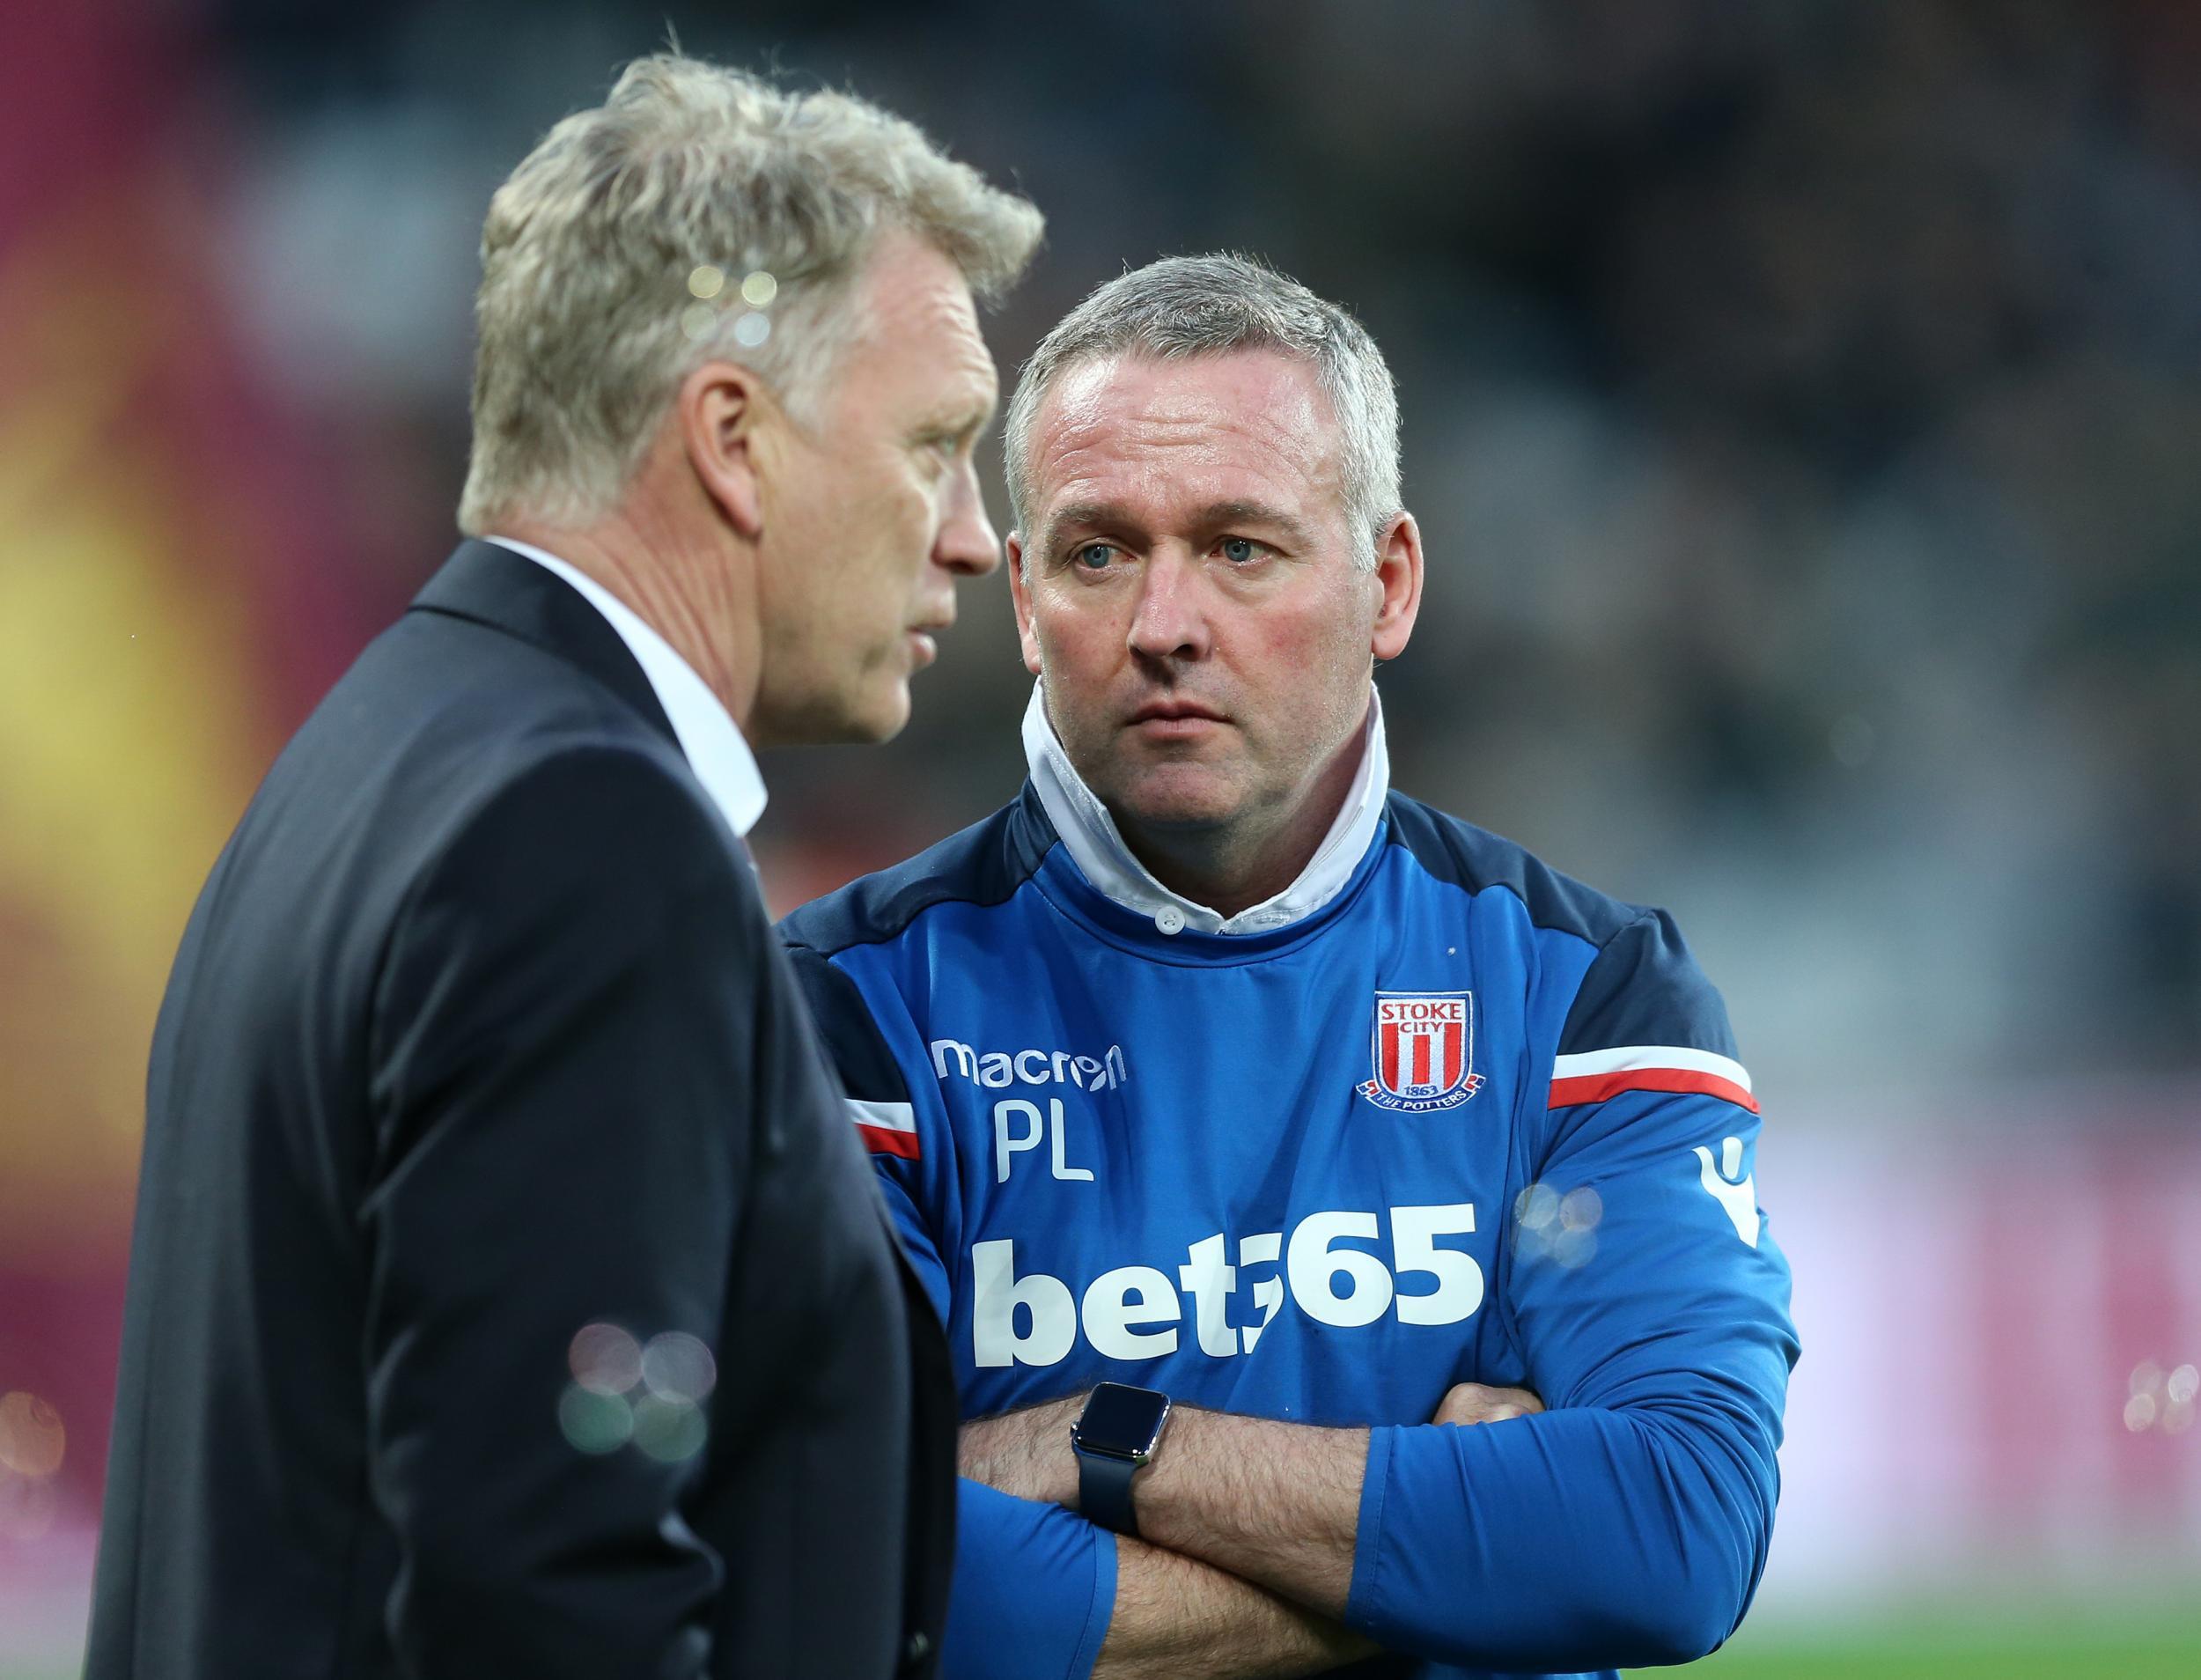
(778, 782, 1055, 961)
(781, 942, 909, 1103)
(1384, 792, 1738, 1058)
(1383, 791, 1645, 949)
(780, 785, 1055, 1105)
(1557, 909, 1740, 1059)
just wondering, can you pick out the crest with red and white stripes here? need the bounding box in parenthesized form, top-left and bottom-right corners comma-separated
(1358, 991, 1484, 1113)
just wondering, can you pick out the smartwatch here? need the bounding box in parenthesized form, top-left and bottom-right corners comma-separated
(1070, 1382, 1171, 1537)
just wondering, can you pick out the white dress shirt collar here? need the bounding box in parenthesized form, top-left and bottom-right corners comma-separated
(485, 535, 767, 840)
(1022, 681, 1390, 937)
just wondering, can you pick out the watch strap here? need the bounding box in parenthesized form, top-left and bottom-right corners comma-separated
(1078, 1448, 1140, 1537)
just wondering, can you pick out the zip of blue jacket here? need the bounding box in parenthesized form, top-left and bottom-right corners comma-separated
(780, 687, 1799, 1680)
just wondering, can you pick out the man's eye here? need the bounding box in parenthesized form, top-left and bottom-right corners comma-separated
(1073, 542, 1117, 571)
(1219, 537, 1265, 564)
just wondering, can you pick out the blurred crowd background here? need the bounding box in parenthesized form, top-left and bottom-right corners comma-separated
(3, 0, 2197, 1670)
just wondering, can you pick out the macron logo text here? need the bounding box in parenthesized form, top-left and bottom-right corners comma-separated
(930, 1037, 1129, 1093)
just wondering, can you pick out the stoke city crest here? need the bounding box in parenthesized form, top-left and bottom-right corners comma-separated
(1358, 991, 1483, 1113)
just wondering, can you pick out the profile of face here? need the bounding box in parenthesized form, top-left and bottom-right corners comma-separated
(751, 231, 1004, 744)
(1008, 349, 1421, 851)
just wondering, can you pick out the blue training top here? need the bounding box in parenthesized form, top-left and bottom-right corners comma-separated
(780, 690, 1798, 1680)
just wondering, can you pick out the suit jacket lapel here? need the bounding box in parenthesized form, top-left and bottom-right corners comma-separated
(409, 540, 680, 750)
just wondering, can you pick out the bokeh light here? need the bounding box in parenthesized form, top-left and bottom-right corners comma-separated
(0, 1470, 60, 1544)
(2119, 1359, 2198, 1436)
(568, 1323, 643, 1396)
(557, 1383, 634, 1455)
(1558, 1188, 1603, 1234)
(639, 1331, 717, 1406)
(1514, 1183, 1602, 1267)
(0, 1393, 65, 1480)
(1514, 1183, 1558, 1233)
(1550, 1227, 1598, 1271)
(631, 1394, 709, 1464)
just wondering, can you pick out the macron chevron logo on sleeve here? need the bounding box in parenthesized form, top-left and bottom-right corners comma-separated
(848, 1098, 920, 1159)
(1548, 1046, 1758, 1115)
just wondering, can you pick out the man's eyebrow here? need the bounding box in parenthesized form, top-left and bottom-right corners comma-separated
(1191, 500, 1317, 546)
(1038, 499, 1317, 548)
(929, 394, 997, 437)
(1043, 501, 1147, 541)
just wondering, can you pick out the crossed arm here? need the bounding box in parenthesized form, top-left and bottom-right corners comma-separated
(961, 1382, 1542, 1678)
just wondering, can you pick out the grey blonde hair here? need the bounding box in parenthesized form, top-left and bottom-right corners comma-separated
(1003, 254, 1402, 571)
(459, 54, 1043, 534)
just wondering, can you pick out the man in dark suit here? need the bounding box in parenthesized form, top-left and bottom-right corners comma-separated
(85, 55, 1041, 1680)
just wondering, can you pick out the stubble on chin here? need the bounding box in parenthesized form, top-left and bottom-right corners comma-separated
(1103, 749, 1250, 835)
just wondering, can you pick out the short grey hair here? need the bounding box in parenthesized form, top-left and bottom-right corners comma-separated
(459, 54, 1043, 535)
(1004, 254, 1402, 570)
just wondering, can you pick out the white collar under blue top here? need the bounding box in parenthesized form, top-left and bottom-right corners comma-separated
(486, 535, 767, 841)
(1022, 680, 1391, 937)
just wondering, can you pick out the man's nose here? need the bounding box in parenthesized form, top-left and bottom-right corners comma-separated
(933, 460, 1001, 578)
(1127, 550, 1211, 662)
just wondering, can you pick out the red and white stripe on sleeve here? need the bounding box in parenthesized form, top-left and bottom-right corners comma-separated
(1548, 1045, 1758, 1114)
(848, 1097, 920, 1159)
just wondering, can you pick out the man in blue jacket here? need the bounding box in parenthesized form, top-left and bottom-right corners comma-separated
(782, 254, 1798, 1680)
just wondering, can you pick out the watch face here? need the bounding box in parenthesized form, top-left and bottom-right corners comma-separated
(1077, 1382, 1169, 1459)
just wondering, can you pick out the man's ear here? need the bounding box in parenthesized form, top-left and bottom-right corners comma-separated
(1005, 533, 1045, 676)
(677, 359, 768, 540)
(1369, 512, 1424, 663)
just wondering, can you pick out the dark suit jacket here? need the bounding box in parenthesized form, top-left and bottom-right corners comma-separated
(85, 541, 956, 1679)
